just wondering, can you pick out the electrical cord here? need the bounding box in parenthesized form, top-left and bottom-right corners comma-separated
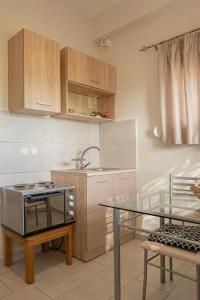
(49, 237, 64, 250)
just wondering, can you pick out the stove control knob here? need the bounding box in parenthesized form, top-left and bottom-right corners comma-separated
(68, 194, 74, 200)
(25, 196, 32, 203)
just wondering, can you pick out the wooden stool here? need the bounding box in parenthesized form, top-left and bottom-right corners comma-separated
(3, 224, 73, 284)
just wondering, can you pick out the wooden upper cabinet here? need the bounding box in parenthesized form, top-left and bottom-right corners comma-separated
(107, 64, 116, 94)
(63, 47, 116, 94)
(67, 47, 93, 87)
(92, 58, 116, 93)
(8, 29, 61, 115)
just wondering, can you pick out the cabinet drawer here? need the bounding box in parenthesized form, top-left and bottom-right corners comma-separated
(87, 175, 113, 206)
(114, 172, 136, 199)
(87, 175, 113, 225)
(87, 220, 114, 252)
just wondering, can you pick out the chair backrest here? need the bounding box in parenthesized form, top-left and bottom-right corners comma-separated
(169, 174, 199, 204)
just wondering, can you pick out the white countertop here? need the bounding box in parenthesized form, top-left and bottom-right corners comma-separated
(51, 168, 136, 176)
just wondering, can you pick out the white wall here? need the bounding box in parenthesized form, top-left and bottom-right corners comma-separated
(0, 0, 100, 260)
(93, 0, 174, 39)
(99, 0, 200, 193)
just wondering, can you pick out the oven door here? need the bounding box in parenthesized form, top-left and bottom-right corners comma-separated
(24, 191, 66, 235)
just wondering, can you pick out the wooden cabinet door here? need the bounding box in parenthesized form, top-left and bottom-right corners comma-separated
(92, 59, 116, 93)
(24, 29, 60, 113)
(87, 175, 113, 252)
(67, 48, 116, 93)
(91, 58, 107, 91)
(106, 64, 116, 93)
(67, 47, 93, 87)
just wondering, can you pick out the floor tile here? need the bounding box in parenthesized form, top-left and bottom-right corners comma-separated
(166, 278, 196, 300)
(94, 250, 114, 267)
(120, 239, 142, 258)
(1, 286, 51, 300)
(0, 270, 26, 292)
(94, 239, 142, 268)
(0, 280, 12, 299)
(97, 250, 144, 287)
(35, 257, 104, 298)
(110, 279, 169, 300)
(55, 274, 114, 300)
(0, 266, 10, 277)
(0, 239, 197, 300)
(137, 266, 181, 293)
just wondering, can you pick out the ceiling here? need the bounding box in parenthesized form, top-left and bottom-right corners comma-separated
(64, 0, 125, 19)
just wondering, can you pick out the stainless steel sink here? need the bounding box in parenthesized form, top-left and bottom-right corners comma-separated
(85, 167, 122, 171)
(64, 167, 124, 172)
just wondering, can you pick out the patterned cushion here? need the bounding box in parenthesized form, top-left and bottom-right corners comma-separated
(147, 224, 200, 253)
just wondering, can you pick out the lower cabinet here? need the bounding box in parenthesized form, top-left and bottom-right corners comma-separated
(86, 175, 114, 258)
(51, 170, 136, 262)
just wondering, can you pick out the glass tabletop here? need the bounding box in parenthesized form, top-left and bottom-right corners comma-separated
(99, 190, 200, 225)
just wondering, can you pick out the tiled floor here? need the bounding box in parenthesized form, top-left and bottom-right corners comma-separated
(0, 239, 197, 300)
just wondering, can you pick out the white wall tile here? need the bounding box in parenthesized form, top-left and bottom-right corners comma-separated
(51, 118, 89, 145)
(0, 142, 51, 173)
(100, 119, 136, 146)
(0, 111, 100, 186)
(0, 171, 50, 187)
(100, 144, 137, 168)
(0, 112, 51, 143)
(100, 119, 137, 168)
(51, 143, 88, 170)
(88, 123, 100, 147)
(51, 143, 100, 170)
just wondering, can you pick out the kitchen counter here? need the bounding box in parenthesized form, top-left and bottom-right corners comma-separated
(51, 168, 136, 177)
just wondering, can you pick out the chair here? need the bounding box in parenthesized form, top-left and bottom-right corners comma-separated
(141, 174, 200, 300)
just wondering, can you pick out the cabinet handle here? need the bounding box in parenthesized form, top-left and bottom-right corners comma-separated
(90, 79, 100, 85)
(36, 102, 51, 107)
(96, 179, 108, 184)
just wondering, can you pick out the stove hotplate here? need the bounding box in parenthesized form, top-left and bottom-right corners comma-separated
(14, 181, 54, 191)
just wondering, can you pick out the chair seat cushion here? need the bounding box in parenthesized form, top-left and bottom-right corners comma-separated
(147, 224, 200, 253)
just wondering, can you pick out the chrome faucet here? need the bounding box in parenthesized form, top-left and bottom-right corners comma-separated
(80, 146, 100, 169)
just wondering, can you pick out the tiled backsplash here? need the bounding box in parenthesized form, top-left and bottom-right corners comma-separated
(0, 111, 100, 186)
(100, 119, 137, 168)
(0, 114, 136, 187)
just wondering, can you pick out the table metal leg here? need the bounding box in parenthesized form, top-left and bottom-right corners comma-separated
(196, 265, 200, 300)
(160, 217, 166, 283)
(160, 255, 166, 283)
(114, 208, 121, 300)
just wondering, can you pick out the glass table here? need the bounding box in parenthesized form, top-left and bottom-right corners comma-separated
(99, 190, 200, 300)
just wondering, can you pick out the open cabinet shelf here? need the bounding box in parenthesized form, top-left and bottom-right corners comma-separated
(54, 112, 113, 123)
(54, 85, 115, 123)
(54, 47, 116, 123)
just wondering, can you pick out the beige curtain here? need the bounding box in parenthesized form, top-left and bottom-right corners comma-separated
(158, 31, 200, 144)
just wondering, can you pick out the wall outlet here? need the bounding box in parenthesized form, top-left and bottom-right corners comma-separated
(20, 147, 29, 156)
(29, 147, 38, 155)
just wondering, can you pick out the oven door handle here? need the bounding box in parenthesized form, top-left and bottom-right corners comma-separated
(27, 191, 64, 201)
